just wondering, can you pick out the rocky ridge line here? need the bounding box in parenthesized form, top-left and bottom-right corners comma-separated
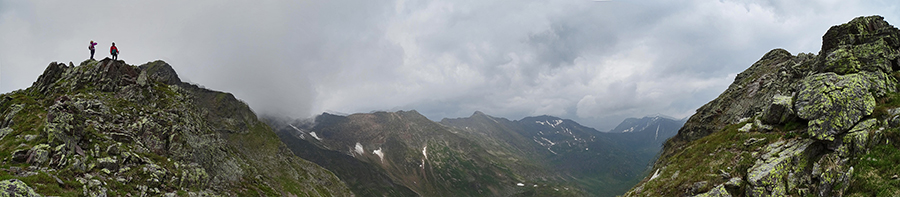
(0, 58, 353, 196)
(625, 15, 900, 197)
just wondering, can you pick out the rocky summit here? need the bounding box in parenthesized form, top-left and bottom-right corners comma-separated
(0, 58, 353, 196)
(624, 15, 900, 196)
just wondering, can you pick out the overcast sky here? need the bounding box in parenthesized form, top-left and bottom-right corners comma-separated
(1, 1, 897, 130)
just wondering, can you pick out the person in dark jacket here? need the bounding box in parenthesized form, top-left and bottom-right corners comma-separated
(88, 40, 97, 60)
(110, 42, 119, 60)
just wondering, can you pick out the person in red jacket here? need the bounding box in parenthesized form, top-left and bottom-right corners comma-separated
(110, 42, 119, 60)
(88, 40, 97, 60)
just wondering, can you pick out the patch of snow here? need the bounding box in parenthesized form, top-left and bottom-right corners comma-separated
(650, 169, 661, 181)
(310, 132, 322, 141)
(354, 142, 365, 155)
(540, 137, 555, 145)
(533, 184, 537, 187)
(655, 124, 660, 140)
(422, 145, 428, 160)
(536, 120, 564, 128)
(288, 124, 305, 134)
(288, 124, 308, 139)
(517, 183, 525, 187)
(373, 148, 384, 163)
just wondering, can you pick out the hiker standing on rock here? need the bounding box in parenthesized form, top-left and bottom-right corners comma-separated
(110, 42, 119, 60)
(88, 41, 97, 60)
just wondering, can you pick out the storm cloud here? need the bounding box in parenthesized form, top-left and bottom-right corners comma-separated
(1, 0, 897, 130)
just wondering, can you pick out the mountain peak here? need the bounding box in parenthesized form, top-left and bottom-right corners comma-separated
(1, 59, 353, 196)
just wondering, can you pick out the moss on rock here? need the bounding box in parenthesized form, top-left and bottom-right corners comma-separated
(795, 72, 876, 141)
(0, 179, 41, 197)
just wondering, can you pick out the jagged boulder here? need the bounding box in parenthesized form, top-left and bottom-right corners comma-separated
(794, 72, 876, 141)
(818, 15, 900, 75)
(137, 60, 181, 86)
(760, 94, 795, 125)
(30, 62, 68, 94)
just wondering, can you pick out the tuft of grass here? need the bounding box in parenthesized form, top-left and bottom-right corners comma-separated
(847, 144, 900, 196)
(873, 91, 900, 119)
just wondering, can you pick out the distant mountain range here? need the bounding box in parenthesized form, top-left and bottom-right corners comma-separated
(266, 110, 684, 196)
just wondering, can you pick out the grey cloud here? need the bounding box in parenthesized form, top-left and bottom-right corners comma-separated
(1, 0, 898, 130)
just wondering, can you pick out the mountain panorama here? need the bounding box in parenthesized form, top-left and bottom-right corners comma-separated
(0, 15, 898, 196)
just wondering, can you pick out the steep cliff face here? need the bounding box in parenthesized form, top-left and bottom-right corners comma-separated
(624, 15, 900, 197)
(0, 58, 353, 196)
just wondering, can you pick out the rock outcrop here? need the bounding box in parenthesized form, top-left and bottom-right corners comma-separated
(0, 58, 353, 196)
(625, 15, 900, 197)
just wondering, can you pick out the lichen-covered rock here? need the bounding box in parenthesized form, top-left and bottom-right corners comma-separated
(811, 153, 853, 196)
(1, 104, 23, 128)
(724, 177, 741, 190)
(0, 179, 41, 197)
(818, 15, 900, 75)
(26, 144, 51, 166)
(794, 72, 876, 141)
(0, 127, 12, 141)
(738, 123, 752, 132)
(837, 118, 876, 157)
(746, 139, 817, 197)
(689, 181, 708, 195)
(693, 184, 732, 197)
(97, 157, 118, 172)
